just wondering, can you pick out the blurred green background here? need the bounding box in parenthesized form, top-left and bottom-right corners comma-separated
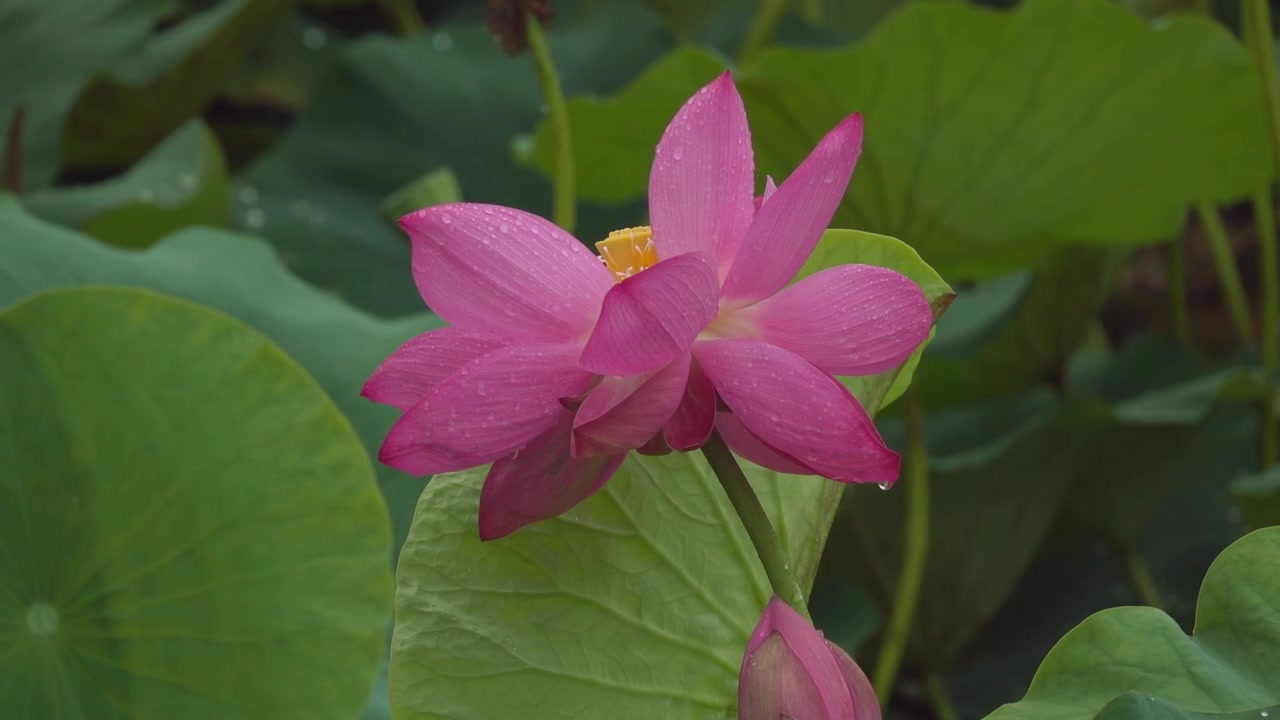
(3, 0, 1280, 718)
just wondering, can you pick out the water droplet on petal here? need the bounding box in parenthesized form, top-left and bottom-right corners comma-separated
(877, 482, 891, 491)
(499, 222, 510, 233)
(672, 146, 684, 160)
(440, 212, 452, 225)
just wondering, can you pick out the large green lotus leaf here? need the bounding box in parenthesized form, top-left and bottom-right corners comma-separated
(0, 287, 392, 719)
(240, 5, 675, 316)
(61, 0, 298, 170)
(983, 528, 1280, 720)
(388, 231, 948, 718)
(0, 202, 440, 559)
(1231, 466, 1280, 531)
(737, 0, 1272, 279)
(22, 120, 230, 248)
(0, 0, 168, 187)
(527, 0, 1271, 279)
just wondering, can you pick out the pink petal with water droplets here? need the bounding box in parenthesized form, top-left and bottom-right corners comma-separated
(664, 356, 715, 451)
(649, 72, 755, 269)
(402, 203, 614, 341)
(742, 264, 932, 375)
(572, 353, 690, 457)
(715, 412, 814, 476)
(752, 175, 777, 213)
(580, 252, 719, 376)
(739, 597, 856, 720)
(478, 414, 625, 540)
(378, 343, 594, 476)
(362, 326, 505, 411)
(694, 339, 899, 484)
(721, 114, 863, 305)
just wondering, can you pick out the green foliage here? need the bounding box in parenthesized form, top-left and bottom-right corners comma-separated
(1232, 466, 1280, 530)
(525, 0, 1272, 280)
(917, 248, 1119, 409)
(832, 337, 1259, 672)
(985, 528, 1280, 720)
(60, 0, 299, 169)
(240, 6, 677, 315)
(381, 167, 463, 225)
(0, 203, 440, 559)
(0, 288, 392, 719)
(518, 47, 728, 205)
(22, 120, 230, 247)
(0, 0, 168, 186)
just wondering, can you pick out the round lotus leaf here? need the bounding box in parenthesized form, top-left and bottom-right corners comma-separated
(0, 287, 393, 719)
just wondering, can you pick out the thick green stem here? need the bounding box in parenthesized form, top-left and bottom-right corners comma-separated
(924, 673, 960, 720)
(525, 12, 576, 235)
(1245, 0, 1280, 468)
(701, 430, 809, 619)
(872, 386, 930, 706)
(1196, 201, 1255, 344)
(1168, 237, 1193, 345)
(738, 0, 788, 64)
(377, 0, 425, 36)
(1122, 546, 1164, 610)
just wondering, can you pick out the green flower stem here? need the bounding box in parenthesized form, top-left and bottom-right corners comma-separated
(377, 0, 425, 36)
(872, 386, 930, 706)
(1122, 546, 1164, 610)
(1168, 237, 1193, 346)
(1245, 0, 1280, 468)
(738, 0, 788, 64)
(701, 430, 809, 620)
(525, 11, 576, 235)
(1196, 201, 1255, 344)
(924, 673, 960, 720)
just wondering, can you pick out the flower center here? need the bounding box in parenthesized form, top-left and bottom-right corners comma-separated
(595, 226, 658, 282)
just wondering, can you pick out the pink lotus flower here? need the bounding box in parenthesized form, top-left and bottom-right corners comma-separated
(739, 597, 881, 720)
(363, 72, 933, 540)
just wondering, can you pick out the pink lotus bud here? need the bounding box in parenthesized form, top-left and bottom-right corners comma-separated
(738, 597, 881, 720)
